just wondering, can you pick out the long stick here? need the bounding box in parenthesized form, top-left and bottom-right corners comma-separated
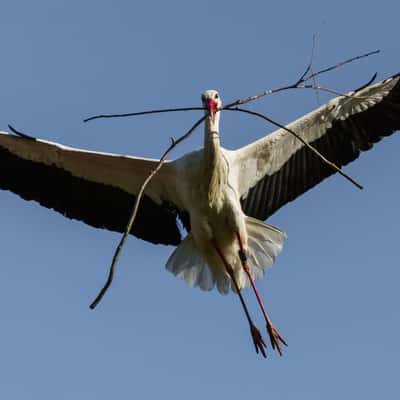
(83, 107, 204, 123)
(83, 50, 379, 123)
(89, 115, 207, 309)
(227, 107, 363, 189)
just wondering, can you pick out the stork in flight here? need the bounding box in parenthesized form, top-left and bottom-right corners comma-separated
(0, 74, 399, 357)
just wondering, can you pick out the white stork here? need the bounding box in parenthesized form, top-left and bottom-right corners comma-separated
(0, 74, 399, 357)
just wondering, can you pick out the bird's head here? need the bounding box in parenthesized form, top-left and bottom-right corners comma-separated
(201, 89, 222, 124)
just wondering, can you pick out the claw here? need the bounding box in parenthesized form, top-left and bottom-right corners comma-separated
(266, 323, 288, 356)
(250, 323, 267, 358)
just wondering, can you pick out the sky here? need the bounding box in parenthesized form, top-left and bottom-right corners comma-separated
(0, 1, 399, 399)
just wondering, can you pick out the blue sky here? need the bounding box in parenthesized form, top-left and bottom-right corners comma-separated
(0, 1, 399, 399)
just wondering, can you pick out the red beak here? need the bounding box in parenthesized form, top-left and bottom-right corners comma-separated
(208, 99, 217, 114)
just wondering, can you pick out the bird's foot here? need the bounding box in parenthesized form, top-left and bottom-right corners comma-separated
(266, 323, 288, 356)
(250, 323, 267, 358)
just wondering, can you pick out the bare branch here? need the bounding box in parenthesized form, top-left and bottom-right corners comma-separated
(89, 114, 207, 309)
(224, 107, 364, 190)
(83, 107, 204, 123)
(294, 72, 379, 99)
(83, 49, 379, 126)
(303, 50, 380, 83)
(224, 49, 380, 109)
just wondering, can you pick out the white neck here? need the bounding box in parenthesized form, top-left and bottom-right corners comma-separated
(204, 110, 221, 163)
(203, 111, 226, 208)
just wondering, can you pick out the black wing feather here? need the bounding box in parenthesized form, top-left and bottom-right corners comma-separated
(241, 74, 400, 220)
(0, 145, 182, 245)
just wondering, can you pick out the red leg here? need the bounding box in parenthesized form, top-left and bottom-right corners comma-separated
(212, 240, 267, 358)
(236, 232, 288, 356)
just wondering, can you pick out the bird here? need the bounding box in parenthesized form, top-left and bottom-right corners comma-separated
(0, 74, 399, 357)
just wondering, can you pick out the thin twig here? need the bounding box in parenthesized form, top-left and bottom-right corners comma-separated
(225, 107, 363, 189)
(309, 34, 321, 105)
(224, 49, 380, 108)
(295, 32, 317, 87)
(84, 107, 204, 123)
(89, 114, 207, 309)
(295, 72, 379, 99)
(297, 84, 364, 98)
(83, 50, 379, 124)
(303, 50, 380, 83)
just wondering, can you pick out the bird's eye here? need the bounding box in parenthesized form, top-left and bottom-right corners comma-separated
(214, 93, 219, 99)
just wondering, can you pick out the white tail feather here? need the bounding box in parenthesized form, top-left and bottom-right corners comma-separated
(166, 217, 286, 294)
(166, 234, 215, 291)
(245, 216, 286, 284)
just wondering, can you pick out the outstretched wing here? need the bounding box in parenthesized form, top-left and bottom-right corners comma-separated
(233, 74, 400, 220)
(0, 131, 186, 245)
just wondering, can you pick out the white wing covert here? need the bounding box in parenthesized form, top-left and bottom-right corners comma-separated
(0, 131, 187, 245)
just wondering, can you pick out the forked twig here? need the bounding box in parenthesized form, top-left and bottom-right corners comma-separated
(303, 50, 380, 83)
(224, 49, 380, 108)
(83, 50, 379, 124)
(89, 115, 207, 309)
